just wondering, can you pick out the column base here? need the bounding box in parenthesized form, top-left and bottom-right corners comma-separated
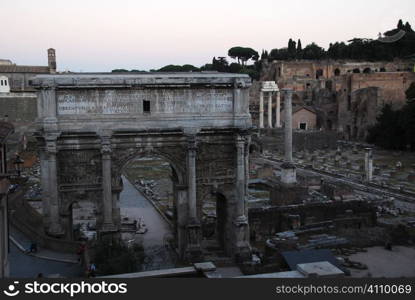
(185, 222, 203, 262)
(233, 216, 251, 263)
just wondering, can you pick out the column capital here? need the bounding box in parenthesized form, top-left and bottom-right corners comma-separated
(185, 134, 198, 152)
(101, 144, 112, 156)
(100, 135, 113, 155)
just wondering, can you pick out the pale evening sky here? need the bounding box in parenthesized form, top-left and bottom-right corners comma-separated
(1, 0, 414, 72)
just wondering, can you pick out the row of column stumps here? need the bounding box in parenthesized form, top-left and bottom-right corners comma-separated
(259, 81, 281, 129)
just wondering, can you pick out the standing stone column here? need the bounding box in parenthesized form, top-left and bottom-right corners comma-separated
(281, 89, 297, 185)
(268, 92, 273, 128)
(259, 92, 264, 129)
(235, 135, 246, 218)
(101, 137, 116, 232)
(233, 134, 251, 261)
(334, 146, 342, 167)
(283, 89, 293, 162)
(275, 91, 281, 128)
(187, 137, 197, 222)
(365, 148, 373, 182)
(39, 148, 50, 221)
(45, 137, 64, 237)
(186, 135, 201, 259)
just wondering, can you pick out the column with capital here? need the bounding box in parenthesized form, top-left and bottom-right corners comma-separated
(185, 135, 201, 260)
(283, 89, 294, 163)
(268, 92, 273, 128)
(259, 91, 264, 129)
(45, 136, 64, 237)
(275, 91, 281, 128)
(281, 89, 297, 185)
(101, 137, 116, 232)
(233, 134, 251, 261)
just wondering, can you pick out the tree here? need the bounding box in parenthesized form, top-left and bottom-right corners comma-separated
(297, 39, 302, 52)
(261, 49, 269, 60)
(157, 64, 199, 72)
(288, 39, 297, 59)
(398, 19, 404, 29)
(228, 47, 259, 65)
(212, 56, 229, 72)
(302, 43, 326, 60)
(404, 22, 413, 32)
(367, 104, 406, 150)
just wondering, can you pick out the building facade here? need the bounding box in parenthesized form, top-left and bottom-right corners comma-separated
(251, 59, 415, 139)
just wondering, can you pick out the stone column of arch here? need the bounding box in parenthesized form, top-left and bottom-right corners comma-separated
(100, 136, 116, 232)
(233, 133, 251, 260)
(45, 136, 64, 237)
(185, 134, 202, 260)
(187, 138, 197, 222)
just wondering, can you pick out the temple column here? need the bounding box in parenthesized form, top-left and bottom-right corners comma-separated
(268, 92, 273, 128)
(101, 136, 116, 232)
(259, 91, 264, 129)
(275, 91, 281, 128)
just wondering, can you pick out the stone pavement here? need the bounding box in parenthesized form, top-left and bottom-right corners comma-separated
(119, 176, 177, 271)
(9, 226, 78, 264)
(9, 243, 82, 278)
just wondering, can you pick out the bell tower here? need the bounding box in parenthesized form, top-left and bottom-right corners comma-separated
(48, 48, 57, 74)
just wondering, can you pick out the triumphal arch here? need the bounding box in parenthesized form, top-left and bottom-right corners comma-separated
(32, 73, 252, 261)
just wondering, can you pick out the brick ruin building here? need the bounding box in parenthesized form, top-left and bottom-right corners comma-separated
(250, 59, 415, 141)
(0, 49, 56, 134)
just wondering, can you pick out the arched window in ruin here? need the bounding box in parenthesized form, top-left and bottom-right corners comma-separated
(316, 69, 324, 79)
(363, 68, 371, 74)
(334, 69, 341, 76)
(380, 67, 386, 72)
(352, 68, 360, 74)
